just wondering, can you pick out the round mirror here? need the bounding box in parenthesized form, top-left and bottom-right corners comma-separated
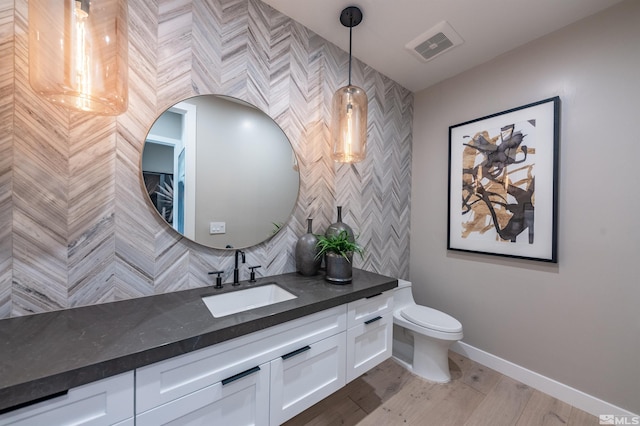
(141, 95, 300, 249)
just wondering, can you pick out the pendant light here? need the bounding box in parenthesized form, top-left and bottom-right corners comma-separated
(28, 0, 129, 115)
(331, 6, 368, 163)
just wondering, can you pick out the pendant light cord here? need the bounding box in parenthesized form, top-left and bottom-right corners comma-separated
(340, 6, 362, 87)
(348, 24, 353, 86)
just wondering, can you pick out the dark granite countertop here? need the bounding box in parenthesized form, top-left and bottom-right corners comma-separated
(0, 269, 397, 412)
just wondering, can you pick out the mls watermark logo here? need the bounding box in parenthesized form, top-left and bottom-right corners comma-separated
(600, 414, 640, 425)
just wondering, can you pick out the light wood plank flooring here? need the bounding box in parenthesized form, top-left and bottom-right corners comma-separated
(285, 352, 600, 426)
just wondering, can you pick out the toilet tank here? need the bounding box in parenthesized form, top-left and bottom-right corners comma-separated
(393, 279, 415, 310)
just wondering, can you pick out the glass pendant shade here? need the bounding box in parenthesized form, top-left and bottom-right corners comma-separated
(28, 0, 128, 115)
(331, 85, 368, 163)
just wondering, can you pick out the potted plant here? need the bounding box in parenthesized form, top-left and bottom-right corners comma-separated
(315, 230, 364, 284)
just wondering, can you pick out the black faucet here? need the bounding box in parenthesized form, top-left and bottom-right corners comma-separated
(233, 249, 245, 285)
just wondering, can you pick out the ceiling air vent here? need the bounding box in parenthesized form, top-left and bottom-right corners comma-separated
(405, 21, 464, 63)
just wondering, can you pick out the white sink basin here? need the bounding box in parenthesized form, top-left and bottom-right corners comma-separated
(202, 283, 297, 318)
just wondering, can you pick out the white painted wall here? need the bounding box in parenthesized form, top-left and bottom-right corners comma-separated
(410, 0, 639, 414)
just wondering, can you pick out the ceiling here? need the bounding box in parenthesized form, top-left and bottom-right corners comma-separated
(261, 0, 624, 93)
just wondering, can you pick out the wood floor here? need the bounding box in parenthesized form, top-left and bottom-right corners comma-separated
(285, 352, 600, 426)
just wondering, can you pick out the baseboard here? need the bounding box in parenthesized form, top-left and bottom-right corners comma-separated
(450, 341, 637, 418)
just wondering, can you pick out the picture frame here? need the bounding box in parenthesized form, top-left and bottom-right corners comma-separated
(447, 97, 559, 262)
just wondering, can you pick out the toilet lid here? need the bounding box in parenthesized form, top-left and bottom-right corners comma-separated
(401, 305, 462, 333)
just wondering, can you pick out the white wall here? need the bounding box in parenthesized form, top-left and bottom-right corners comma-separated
(411, 0, 639, 414)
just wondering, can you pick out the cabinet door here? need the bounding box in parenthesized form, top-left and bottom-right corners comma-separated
(270, 332, 346, 425)
(0, 372, 133, 426)
(346, 312, 393, 383)
(136, 362, 270, 426)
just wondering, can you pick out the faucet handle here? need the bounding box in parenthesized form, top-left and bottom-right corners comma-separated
(208, 270, 224, 289)
(248, 265, 261, 282)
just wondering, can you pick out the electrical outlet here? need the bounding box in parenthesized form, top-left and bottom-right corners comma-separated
(209, 222, 226, 234)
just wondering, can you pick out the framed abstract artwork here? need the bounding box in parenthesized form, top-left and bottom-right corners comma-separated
(447, 97, 559, 262)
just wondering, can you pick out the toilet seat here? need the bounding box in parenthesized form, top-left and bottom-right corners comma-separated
(401, 305, 462, 333)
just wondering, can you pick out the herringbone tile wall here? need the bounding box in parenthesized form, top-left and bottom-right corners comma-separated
(0, 0, 413, 318)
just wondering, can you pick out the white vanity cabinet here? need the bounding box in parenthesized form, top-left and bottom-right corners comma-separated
(0, 372, 134, 426)
(135, 305, 347, 425)
(345, 290, 394, 383)
(0, 288, 395, 426)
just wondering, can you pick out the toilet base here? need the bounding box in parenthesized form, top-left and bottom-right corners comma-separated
(393, 324, 455, 383)
(412, 333, 453, 383)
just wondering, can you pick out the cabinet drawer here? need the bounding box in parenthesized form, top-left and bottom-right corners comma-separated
(136, 304, 346, 413)
(0, 372, 133, 426)
(346, 312, 393, 383)
(347, 290, 393, 328)
(270, 332, 347, 425)
(136, 361, 270, 426)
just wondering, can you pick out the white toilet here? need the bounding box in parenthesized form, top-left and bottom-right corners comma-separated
(392, 279, 463, 383)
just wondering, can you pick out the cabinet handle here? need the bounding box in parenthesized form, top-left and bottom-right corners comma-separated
(221, 366, 261, 386)
(364, 316, 382, 325)
(281, 345, 311, 360)
(366, 292, 383, 299)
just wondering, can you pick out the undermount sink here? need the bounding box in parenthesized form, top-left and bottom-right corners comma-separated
(201, 283, 297, 318)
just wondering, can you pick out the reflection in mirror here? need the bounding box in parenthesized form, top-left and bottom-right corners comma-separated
(142, 95, 299, 249)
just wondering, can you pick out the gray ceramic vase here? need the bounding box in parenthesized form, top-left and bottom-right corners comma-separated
(325, 206, 354, 242)
(324, 251, 353, 284)
(295, 218, 321, 276)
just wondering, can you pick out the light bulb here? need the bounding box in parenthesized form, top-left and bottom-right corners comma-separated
(73, 0, 92, 111)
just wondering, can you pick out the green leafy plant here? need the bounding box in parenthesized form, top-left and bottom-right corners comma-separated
(315, 230, 364, 262)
